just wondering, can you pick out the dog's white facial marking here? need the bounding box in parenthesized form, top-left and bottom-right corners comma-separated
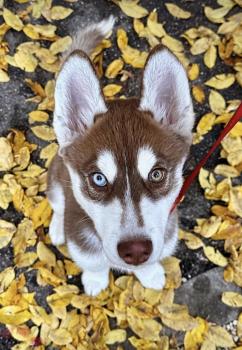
(96, 150, 117, 184)
(66, 158, 185, 270)
(137, 146, 157, 180)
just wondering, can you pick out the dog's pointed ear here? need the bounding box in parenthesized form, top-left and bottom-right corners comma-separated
(139, 46, 194, 138)
(54, 51, 107, 147)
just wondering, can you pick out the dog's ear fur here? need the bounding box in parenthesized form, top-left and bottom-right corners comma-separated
(139, 46, 194, 138)
(54, 51, 107, 147)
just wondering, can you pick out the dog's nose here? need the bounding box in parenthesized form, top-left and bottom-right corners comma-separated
(117, 239, 152, 265)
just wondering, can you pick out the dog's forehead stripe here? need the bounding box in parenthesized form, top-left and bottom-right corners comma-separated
(137, 146, 157, 180)
(96, 150, 117, 183)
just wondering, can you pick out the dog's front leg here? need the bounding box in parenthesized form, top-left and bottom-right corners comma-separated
(134, 262, 165, 290)
(67, 240, 110, 296)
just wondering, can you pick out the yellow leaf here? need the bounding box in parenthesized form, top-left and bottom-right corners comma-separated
(37, 241, 56, 267)
(0, 267, 15, 293)
(204, 45, 217, 68)
(122, 47, 148, 68)
(179, 230, 204, 250)
(0, 137, 15, 171)
(214, 164, 239, 177)
(187, 63, 200, 81)
(31, 125, 56, 141)
(113, 0, 148, 18)
(162, 34, 184, 53)
(207, 325, 235, 347)
(191, 38, 210, 55)
(228, 150, 242, 166)
(165, 3, 192, 19)
(228, 187, 242, 217)
(162, 257, 181, 289)
(40, 143, 58, 168)
(203, 246, 228, 267)
(196, 113, 216, 135)
(147, 10, 166, 38)
(209, 90, 226, 114)
(64, 259, 81, 276)
(158, 304, 197, 331)
(184, 317, 209, 350)
(13, 147, 30, 171)
(192, 85, 205, 104)
(105, 58, 124, 79)
(28, 111, 49, 123)
(54, 284, 79, 296)
(49, 328, 72, 345)
(129, 336, 159, 349)
(205, 74, 235, 89)
(104, 329, 127, 344)
(103, 84, 122, 97)
(3, 8, 24, 31)
(0, 220, 16, 249)
(49, 6, 73, 20)
(0, 68, 10, 82)
(14, 51, 38, 72)
(50, 36, 72, 55)
(15, 252, 38, 268)
(204, 6, 231, 23)
(195, 216, 222, 238)
(0, 306, 31, 325)
(26, 24, 57, 38)
(38, 267, 65, 287)
(30, 198, 52, 229)
(127, 309, 162, 340)
(7, 324, 38, 343)
(230, 122, 242, 137)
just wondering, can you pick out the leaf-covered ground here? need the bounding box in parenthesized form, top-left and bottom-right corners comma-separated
(0, 0, 242, 349)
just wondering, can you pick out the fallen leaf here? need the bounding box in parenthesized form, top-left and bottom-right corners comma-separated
(214, 164, 239, 177)
(165, 3, 192, 19)
(50, 36, 72, 55)
(205, 74, 235, 89)
(113, 0, 148, 18)
(147, 10, 166, 38)
(3, 8, 24, 31)
(192, 85, 206, 104)
(187, 63, 200, 80)
(0, 138, 15, 171)
(105, 58, 124, 79)
(0, 69, 10, 82)
(49, 6, 73, 20)
(209, 90, 226, 114)
(31, 125, 56, 141)
(196, 113, 216, 135)
(104, 329, 127, 344)
(203, 246, 228, 267)
(103, 84, 122, 97)
(28, 111, 49, 123)
(207, 325, 235, 347)
(204, 45, 217, 68)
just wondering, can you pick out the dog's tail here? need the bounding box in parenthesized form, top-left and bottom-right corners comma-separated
(64, 16, 115, 58)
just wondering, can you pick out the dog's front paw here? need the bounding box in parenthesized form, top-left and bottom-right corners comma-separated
(82, 269, 109, 296)
(135, 263, 165, 290)
(49, 213, 65, 246)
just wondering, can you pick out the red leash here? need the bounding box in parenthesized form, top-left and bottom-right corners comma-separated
(170, 101, 242, 213)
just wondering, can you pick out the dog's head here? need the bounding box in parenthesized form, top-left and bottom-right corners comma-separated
(53, 46, 194, 269)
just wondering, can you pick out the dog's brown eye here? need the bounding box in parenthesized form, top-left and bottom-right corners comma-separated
(148, 168, 166, 183)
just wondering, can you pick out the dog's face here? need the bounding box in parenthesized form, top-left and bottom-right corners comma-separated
(53, 46, 194, 269)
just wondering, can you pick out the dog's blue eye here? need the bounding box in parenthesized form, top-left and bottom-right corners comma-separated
(92, 173, 107, 187)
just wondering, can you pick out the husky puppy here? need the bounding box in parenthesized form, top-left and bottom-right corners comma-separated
(47, 16, 194, 296)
